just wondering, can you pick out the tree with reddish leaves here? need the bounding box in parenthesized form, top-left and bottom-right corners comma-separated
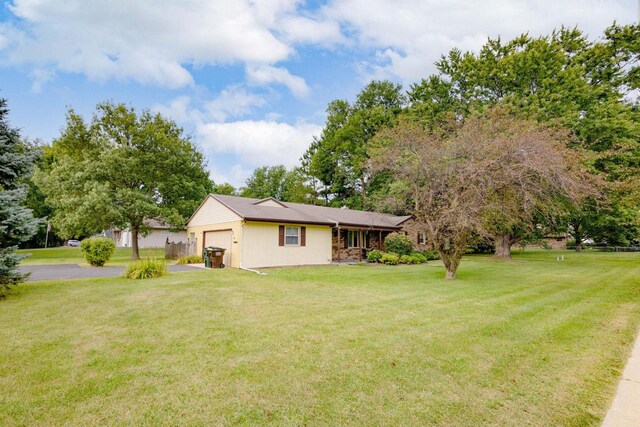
(371, 108, 597, 279)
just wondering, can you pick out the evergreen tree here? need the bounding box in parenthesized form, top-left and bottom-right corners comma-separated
(0, 98, 40, 295)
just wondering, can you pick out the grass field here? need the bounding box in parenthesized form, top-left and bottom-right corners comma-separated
(1, 251, 639, 425)
(17, 247, 165, 266)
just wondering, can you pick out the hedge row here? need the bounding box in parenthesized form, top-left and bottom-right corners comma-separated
(367, 250, 428, 265)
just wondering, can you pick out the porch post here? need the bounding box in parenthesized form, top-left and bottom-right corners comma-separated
(358, 230, 363, 261)
(337, 227, 341, 262)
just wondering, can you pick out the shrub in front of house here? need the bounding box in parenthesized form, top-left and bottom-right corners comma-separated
(80, 237, 116, 266)
(410, 252, 428, 264)
(125, 259, 168, 279)
(421, 249, 439, 260)
(399, 254, 413, 264)
(380, 252, 400, 265)
(176, 255, 202, 264)
(384, 232, 413, 256)
(366, 249, 384, 263)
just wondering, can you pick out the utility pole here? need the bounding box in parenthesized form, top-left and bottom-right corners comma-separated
(44, 222, 50, 248)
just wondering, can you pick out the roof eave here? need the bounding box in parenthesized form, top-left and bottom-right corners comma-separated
(332, 222, 404, 231)
(244, 217, 334, 227)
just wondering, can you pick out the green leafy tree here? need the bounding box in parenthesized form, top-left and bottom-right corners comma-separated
(0, 98, 40, 295)
(212, 182, 237, 196)
(304, 80, 406, 208)
(408, 23, 640, 250)
(241, 165, 313, 203)
(36, 102, 213, 260)
(22, 143, 65, 248)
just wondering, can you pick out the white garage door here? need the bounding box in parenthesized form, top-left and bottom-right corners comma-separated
(204, 230, 232, 266)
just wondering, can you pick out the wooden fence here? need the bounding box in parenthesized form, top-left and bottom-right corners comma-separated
(165, 238, 198, 259)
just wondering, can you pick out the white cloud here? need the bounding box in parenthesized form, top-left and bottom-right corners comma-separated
(322, 0, 635, 82)
(1, 0, 301, 87)
(152, 95, 202, 124)
(204, 85, 266, 122)
(3, 0, 632, 92)
(196, 120, 322, 168)
(246, 64, 310, 98)
(152, 85, 266, 124)
(29, 67, 55, 92)
(210, 164, 253, 187)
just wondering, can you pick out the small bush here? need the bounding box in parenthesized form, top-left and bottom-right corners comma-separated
(366, 249, 383, 263)
(384, 232, 413, 256)
(80, 237, 115, 266)
(176, 255, 203, 264)
(399, 254, 412, 264)
(380, 252, 400, 265)
(125, 259, 168, 280)
(422, 249, 440, 260)
(410, 252, 428, 264)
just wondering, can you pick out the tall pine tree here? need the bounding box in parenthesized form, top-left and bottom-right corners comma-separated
(0, 98, 40, 295)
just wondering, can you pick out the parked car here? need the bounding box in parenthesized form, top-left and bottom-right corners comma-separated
(67, 239, 81, 247)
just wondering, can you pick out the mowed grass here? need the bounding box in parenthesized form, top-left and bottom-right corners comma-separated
(17, 247, 165, 266)
(1, 251, 639, 426)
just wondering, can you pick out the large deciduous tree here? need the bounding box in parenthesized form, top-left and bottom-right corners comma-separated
(371, 109, 596, 278)
(240, 165, 314, 203)
(0, 98, 40, 295)
(304, 80, 406, 208)
(458, 109, 597, 258)
(408, 24, 640, 250)
(371, 119, 479, 280)
(36, 102, 213, 259)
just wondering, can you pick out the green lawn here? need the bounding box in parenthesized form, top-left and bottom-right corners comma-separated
(1, 251, 639, 425)
(17, 247, 165, 266)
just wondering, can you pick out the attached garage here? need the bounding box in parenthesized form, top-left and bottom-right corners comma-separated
(203, 229, 233, 267)
(186, 194, 411, 269)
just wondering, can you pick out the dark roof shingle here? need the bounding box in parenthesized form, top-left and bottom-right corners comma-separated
(212, 194, 411, 229)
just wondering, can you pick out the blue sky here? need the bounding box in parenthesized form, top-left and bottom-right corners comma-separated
(0, 0, 635, 186)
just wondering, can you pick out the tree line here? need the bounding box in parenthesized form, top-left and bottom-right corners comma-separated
(1, 22, 638, 288)
(218, 23, 640, 277)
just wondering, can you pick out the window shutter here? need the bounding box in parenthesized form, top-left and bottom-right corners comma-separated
(279, 225, 284, 246)
(343, 230, 348, 248)
(301, 226, 306, 246)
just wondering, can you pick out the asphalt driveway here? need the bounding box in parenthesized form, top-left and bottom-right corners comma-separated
(19, 264, 198, 282)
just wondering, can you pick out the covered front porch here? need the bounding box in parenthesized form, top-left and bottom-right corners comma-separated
(331, 227, 396, 262)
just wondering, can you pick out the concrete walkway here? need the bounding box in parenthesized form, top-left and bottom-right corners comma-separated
(20, 263, 197, 281)
(602, 332, 640, 426)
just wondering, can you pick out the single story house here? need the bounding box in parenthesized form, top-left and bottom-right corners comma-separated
(109, 218, 187, 249)
(187, 194, 413, 269)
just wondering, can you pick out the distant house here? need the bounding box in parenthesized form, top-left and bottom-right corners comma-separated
(532, 234, 569, 250)
(187, 194, 413, 269)
(111, 218, 187, 249)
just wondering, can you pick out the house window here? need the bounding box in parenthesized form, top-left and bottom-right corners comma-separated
(348, 230, 360, 248)
(285, 227, 299, 246)
(418, 233, 426, 245)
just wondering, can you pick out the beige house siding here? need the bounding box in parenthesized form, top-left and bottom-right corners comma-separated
(242, 221, 332, 268)
(187, 221, 243, 268)
(187, 196, 245, 268)
(189, 195, 241, 227)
